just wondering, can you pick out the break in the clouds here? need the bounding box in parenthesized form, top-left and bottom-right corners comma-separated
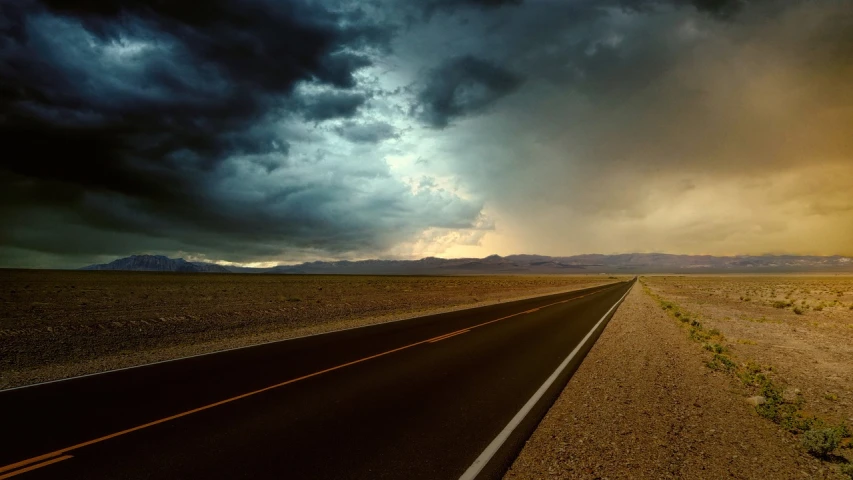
(1, 0, 852, 267)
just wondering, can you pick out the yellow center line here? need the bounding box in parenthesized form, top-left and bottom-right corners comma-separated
(0, 284, 616, 476)
(0, 456, 73, 479)
(427, 329, 470, 343)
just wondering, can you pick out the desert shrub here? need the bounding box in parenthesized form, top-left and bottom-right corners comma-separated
(793, 306, 804, 315)
(738, 361, 769, 387)
(840, 463, 853, 480)
(801, 428, 842, 457)
(703, 343, 725, 354)
(782, 413, 824, 434)
(773, 300, 791, 308)
(707, 353, 736, 372)
(755, 381, 789, 423)
(690, 327, 711, 342)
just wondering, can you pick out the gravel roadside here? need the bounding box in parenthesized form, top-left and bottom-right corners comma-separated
(505, 285, 841, 479)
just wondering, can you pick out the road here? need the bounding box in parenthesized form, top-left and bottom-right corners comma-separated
(0, 278, 634, 480)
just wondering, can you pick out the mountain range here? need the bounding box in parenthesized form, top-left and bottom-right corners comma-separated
(80, 255, 231, 273)
(80, 253, 853, 274)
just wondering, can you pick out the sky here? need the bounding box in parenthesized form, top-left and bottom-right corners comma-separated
(1, 0, 852, 268)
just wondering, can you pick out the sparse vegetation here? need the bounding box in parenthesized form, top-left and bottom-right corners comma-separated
(801, 427, 843, 458)
(707, 353, 736, 371)
(642, 277, 853, 466)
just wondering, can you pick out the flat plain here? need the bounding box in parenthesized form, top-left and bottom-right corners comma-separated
(0, 270, 619, 389)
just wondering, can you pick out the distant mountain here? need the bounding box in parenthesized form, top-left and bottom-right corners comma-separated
(242, 253, 853, 274)
(80, 255, 231, 273)
(80, 253, 853, 274)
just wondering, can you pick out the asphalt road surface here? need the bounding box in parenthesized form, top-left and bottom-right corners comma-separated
(0, 278, 634, 480)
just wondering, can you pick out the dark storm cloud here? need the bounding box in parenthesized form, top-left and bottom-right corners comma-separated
(449, 0, 522, 6)
(335, 121, 398, 144)
(413, 55, 523, 128)
(688, 0, 745, 17)
(618, 0, 746, 17)
(298, 91, 369, 123)
(0, 0, 379, 183)
(6, 0, 848, 267)
(616, 0, 748, 17)
(0, 0, 487, 266)
(426, 0, 523, 14)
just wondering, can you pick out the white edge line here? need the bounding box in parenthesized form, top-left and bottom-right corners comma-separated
(0, 281, 626, 393)
(458, 279, 635, 480)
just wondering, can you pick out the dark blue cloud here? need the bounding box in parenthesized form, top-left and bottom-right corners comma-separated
(0, 0, 447, 265)
(413, 55, 523, 128)
(335, 121, 398, 144)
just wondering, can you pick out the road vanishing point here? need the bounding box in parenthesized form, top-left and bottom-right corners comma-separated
(0, 278, 635, 479)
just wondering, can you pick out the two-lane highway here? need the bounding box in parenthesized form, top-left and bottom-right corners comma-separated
(0, 278, 634, 479)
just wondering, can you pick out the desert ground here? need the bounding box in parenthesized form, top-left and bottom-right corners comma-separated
(644, 275, 853, 429)
(508, 275, 853, 479)
(4, 271, 851, 477)
(0, 270, 620, 389)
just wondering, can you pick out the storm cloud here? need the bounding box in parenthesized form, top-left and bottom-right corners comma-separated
(389, 0, 853, 258)
(0, 0, 488, 266)
(1, 0, 851, 267)
(335, 121, 399, 144)
(413, 56, 523, 128)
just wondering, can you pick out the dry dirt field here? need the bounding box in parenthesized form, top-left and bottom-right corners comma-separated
(0, 270, 619, 389)
(643, 275, 853, 430)
(508, 275, 853, 479)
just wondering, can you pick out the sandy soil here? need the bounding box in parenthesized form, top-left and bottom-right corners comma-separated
(642, 275, 853, 429)
(0, 270, 620, 389)
(506, 282, 846, 479)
